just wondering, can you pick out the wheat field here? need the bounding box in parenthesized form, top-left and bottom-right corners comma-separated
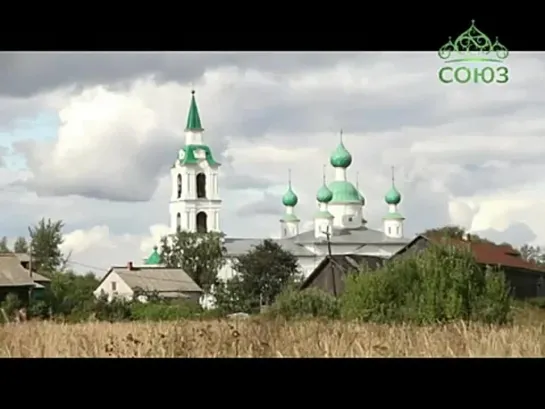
(2, 311, 545, 357)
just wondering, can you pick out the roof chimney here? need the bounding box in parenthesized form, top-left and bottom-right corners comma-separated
(127, 261, 133, 270)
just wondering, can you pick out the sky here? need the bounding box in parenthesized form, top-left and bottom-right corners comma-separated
(1, 51, 544, 276)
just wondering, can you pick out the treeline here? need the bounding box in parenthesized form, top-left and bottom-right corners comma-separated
(1, 220, 543, 325)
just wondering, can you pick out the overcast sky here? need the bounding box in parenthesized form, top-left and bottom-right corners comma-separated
(1, 52, 543, 275)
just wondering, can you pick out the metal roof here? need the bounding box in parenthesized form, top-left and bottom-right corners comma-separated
(0, 254, 35, 287)
(108, 266, 202, 294)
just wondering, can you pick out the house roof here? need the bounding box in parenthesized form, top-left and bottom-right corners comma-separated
(31, 272, 51, 283)
(102, 266, 203, 294)
(301, 254, 386, 290)
(0, 253, 35, 287)
(399, 235, 545, 274)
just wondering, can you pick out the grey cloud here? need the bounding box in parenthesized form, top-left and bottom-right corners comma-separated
(477, 222, 537, 247)
(236, 192, 281, 218)
(223, 174, 272, 190)
(0, 53, 366, 98)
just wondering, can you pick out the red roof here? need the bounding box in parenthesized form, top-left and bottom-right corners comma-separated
(427, 237, 544, 273)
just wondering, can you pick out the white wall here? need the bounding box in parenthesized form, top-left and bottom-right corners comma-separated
(93, 271, 134, 302)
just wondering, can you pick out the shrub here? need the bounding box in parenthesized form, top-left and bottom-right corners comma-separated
(340, 243, 513, 325)
(130, 300, 203, 321)
(268, 287, 340, 319)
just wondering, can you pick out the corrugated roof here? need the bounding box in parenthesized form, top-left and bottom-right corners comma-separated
(32, 272, 51, 282)
(0, 254, 35, 287)
(110, 266, 202, 293)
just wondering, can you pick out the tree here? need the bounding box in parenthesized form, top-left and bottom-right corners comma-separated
(159, 231, 226, 291)
(519, 244, 545, 265)
(13, 236, 29, 254)
(0, 236, 9, 252)
(421, 225, 495, 244)
(29, 218, 68, 275)
(214, 239, 301, 314)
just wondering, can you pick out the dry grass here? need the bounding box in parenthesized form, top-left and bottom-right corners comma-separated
(2, 313, 545, 357)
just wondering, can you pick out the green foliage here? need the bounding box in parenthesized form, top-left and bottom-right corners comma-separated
(421, 225, 496, 245)
(130, 300, 203, 321)
(214, 239, 301, 314)
(340, 243, 513, 325)
(159, 231, 226, 291)
(0, 236, 9, 252)
(13, 236, 29, 254)
(43, 271, 100, 317)
(519, 244, 545, 265)
(268, 287, 340, 320)
(29, 218, 68, 275)
(1, 293, 21, 322)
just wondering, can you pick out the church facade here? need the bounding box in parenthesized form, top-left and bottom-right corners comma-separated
(145, 91, 412, 280)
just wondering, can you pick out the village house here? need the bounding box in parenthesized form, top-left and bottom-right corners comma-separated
(0, 253, 51, 303)
(94, 260, 203, 303)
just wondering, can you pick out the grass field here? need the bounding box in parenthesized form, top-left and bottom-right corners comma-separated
(2, 307, 545, 357)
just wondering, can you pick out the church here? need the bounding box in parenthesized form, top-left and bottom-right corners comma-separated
(144, 90, 413, 280)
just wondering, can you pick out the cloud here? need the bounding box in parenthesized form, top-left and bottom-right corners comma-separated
(1, 52, 545, 273)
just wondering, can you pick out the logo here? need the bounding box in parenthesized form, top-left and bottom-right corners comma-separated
(438, 20, 509, 85)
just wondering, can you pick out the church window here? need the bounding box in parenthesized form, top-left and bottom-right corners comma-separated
(348, 217, 353, 222)
(177, 174, 182, 198)
(176, 213, 181, 232)
(111, 281, 117, 291)
(197, 173, 206, 198)
(196, 211, 208, 233)
(388, 226, 391, 235)
(396, 226, 400, 235)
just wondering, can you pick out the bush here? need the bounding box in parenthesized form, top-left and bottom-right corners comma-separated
(130, 300, 203, 321)
(340, 243, 513, 325)
(268, 287, 340, 320)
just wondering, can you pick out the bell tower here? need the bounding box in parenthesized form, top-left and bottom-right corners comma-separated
(169, 90, 222, 233)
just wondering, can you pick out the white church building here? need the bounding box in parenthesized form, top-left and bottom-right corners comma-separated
(143, 90, 412, 281)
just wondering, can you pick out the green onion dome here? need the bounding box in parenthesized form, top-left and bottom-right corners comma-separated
(385, 185, 401, 205)
(330, 142, 352, 168)
(282, 186, 298, 207)
(316, 184, 333, 203)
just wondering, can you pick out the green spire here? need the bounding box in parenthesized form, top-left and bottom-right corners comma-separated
(144, 246, 161, 265)
(317, 165, 333, 203)
(330, 129, 352, 168)
(385, 166, 402, 205)
(185, 90, 203, 131)
(282, 169, 298, 207)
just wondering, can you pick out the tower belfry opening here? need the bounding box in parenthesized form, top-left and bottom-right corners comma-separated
(177, 174, 182, 198)
(196, 173, 206, 198)
(196, 211, 208, 233)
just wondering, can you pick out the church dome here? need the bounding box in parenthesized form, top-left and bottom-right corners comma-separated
(144, 246, 161, 265)
(282, 187, 298, 207)
(385, 185, 401, 205)
(330, 142, 352, 168)
(327, 181, 361, 204)
(316, 184, 333, 203)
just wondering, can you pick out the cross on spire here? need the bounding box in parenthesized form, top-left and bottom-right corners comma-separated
(288, 168, 292, 187)
(391, 166, 395, 185)
(356, 171, 360, 190)
(322, 164, 327, 184)
(340, 129, 344, 143)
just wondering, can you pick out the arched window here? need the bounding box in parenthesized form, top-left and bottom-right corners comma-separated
(176, 213, 181, 232)
(196, 173, 206, 199)
(196, 211, 208, 233)
(177, 174, 182, 198)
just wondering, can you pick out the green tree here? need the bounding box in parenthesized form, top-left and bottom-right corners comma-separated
(341, 242, 512, 325)
(29, 218, 68, 275)
(44, 270, 99, 318)
(0, 236, 9, 252)
(13, 236, 29, 254)
(159, 231, 226, 291)
(519, 244, 545, 265)
(421, 225, 496, 245)
(214, 239, 301, 314)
